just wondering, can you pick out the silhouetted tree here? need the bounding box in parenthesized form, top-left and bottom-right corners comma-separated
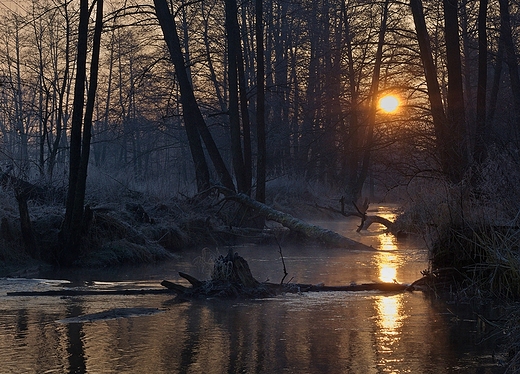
(61, 0, 103, 263)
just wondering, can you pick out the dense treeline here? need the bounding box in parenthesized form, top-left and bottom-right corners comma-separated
(2, 0, 518, 198)
(2, 0, 520, 267)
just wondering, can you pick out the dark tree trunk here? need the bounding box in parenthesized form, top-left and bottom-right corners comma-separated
(342, 0, 361, 200)
(225, 0, 248, 193)
(474, 0, 488, 164)
(153, 0, 210, 192)
(60, 0, 103, 264)
(255, 0, 266, 203)
(410, 0, 468, 183)
(499, 0, 520, 127)
(153, 0, 235, 192)
(74, 0, 102, 234)
(487, 40, 503, 126)
(17, 194, 37, 258)
(60, 0, 90, 263)
(356, 0, 389, 198)
(237, 50, 252, 194)
(443, 0, 468, 181)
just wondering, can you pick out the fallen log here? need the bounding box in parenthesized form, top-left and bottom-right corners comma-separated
(160, 251, 414, 299)
(7, 253, 423, 299)
(161, 278, 410, 298)
(224, 192, 373, 251)
(313, 201, 396, 233)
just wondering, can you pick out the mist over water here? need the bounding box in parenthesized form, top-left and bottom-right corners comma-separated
(0, 207, 505, 373)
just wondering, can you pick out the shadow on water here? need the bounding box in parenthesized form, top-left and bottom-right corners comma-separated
(66, 303, 87, 374)
(0, 206, 508, 373)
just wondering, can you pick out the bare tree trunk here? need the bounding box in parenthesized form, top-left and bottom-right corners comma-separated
(443, 0, 468, 180)
(225, 0, 248, 193)
(356, 0, 390, 197)
(237, 51, 252, 194)
(342, 0, 361, 200)
(410, 0, 468, 183)
(60, 0, 103, 264)
(201, 4, 226, 112)
(255, 0, 266, 203)
(153, 0, 235, 192)
(487, 39, 503, 126)
(61, 0, 91, 263)
(499, 0, 520, 127)
(74, 0, 103, 228)
(474, 0, 488, 164)
(48, 1, 70, 179)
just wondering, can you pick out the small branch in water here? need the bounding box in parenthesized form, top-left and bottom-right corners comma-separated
(275, 235, 288, 284)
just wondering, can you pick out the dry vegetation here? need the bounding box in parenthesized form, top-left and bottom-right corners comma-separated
(0, 168, 344, 276)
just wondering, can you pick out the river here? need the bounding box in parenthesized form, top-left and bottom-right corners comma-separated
(0, 206, 508, 373)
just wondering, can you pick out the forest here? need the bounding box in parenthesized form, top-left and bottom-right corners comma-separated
(0, 0, 519, 302)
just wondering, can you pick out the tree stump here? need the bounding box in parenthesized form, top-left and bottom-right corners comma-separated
(161, 250, 271, 299)
(161, 251, 417, 299)
(211, 249, 260, 288)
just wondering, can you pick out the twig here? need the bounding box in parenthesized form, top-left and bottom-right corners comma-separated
(275, 235, 289, 284)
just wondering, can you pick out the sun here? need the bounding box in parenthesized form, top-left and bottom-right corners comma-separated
(378, 95, 400, 113)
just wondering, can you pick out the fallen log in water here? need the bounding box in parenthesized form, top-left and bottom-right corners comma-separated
(223, 191, 373, 251)
(161, 278, 410, 298)
(7, 253, 425, 299)
(160, 251, 414, 299)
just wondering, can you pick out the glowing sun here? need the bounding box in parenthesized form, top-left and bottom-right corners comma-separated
(378, 95, 400, 113)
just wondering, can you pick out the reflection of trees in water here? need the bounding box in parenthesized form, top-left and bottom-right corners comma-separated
(173, 300, 288, 373)
(65, 303, 86, 374)
(15, 309, 28, 339)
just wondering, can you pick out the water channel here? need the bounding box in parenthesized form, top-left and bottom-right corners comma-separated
(0, 206, 508, 373)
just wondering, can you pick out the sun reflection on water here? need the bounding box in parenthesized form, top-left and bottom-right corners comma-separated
(379, 265, 396, 283)
(376, 295, 402, 332)
(376, 234, 399, 283)
(374, 229, 406, 364)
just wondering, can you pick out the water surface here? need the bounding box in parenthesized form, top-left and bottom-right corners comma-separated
(0, 206, 506, 373)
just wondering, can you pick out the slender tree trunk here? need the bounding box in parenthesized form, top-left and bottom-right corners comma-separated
(48, 2, 70, 179)
(73, 0, 103, 230)
(474, 0, 488, 164)
(61, 0, 89, 262)
(487, 39, 503, 126)
(225, 0, 248, 193)
(498, 0, 520, 127)
(237, 52, 252, 194)
(201, 4, 226, 112)
(342, 0, 361, 200)
(410, 0, 447, 133)
(352, 0, 389, 199)
(153, 0, 235, 192)
(443, 0, 468, 181)
(255, 0, 266, 203)
(411, 0, 469, 183)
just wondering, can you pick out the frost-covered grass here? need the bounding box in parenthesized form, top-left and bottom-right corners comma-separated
(393, 150, 520, 300)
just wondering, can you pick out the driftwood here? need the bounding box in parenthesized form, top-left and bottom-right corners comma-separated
(160, 251, 414, 299)
(162, 278, 410, 298)
(314, 198, 396, 234)
(224, 192, 374, 251)
(7, 253, 426, 299)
